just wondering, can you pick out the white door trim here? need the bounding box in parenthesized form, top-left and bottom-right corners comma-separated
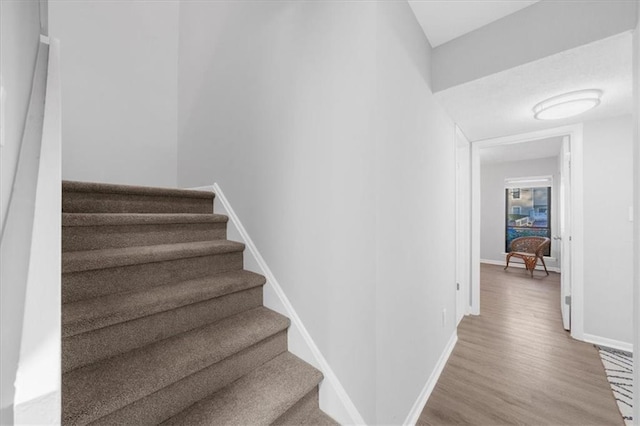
(470, 123, 585, 341)
(455, 126, 472, 323)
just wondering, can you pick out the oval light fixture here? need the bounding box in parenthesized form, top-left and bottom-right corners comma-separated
(533, 89, 602, 120)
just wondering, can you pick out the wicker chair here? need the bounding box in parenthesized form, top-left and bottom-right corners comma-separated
(504, 236, 551, 277)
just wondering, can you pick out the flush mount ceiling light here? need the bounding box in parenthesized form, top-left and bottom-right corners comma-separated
(533, 89, 602, 120)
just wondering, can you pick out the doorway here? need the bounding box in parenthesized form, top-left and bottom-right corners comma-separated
(469, 124, 584, 340)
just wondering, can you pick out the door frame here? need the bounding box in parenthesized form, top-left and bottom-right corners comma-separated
(455, 125, 471, 324)
(470, 123, 585, 341)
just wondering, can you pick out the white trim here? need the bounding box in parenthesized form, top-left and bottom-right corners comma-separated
(505, 174, 553, 189)
(471, 123, 585, 341)
(473, 124, 582, 148)
(480, 258, 561, 273)
(582, 333, 633, 353)
(39, 0, 48, 36)
(0, 85, 5, 149)
(455, 125, 472, 322)
(39, 34, 50, 45)
(13, 38, 61, 424)
(471, 142, 481, 315)
(403, 331, 458, 426)
(632, 8, 640, 425)
(190, 184, 366, 426)
(633, 6, 640, 425)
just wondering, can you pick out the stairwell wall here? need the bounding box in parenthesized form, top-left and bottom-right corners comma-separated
(48, 0, 179, 187)
(375, 3, 457, 423)
(177, 2, 379, 422)
(178, 1, 458, 424)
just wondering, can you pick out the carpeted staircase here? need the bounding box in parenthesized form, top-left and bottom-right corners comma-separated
(61, 181, 338, 425)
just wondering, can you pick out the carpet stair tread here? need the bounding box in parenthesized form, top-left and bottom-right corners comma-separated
(62, 307, 289, 425)
(63, 270, 266, 337)
(61, 181, 336, 426)
(62, 286, 264, 373)
(62, 180, 214, 199)
(62, 212, 228, 227)
(296, 409, 340, 425)
(162, 352, 323, 426)
(62, 181, 214, 214)
(62, 239, 245, 273)
(88, 332, 289, 426)
(272, 387, 340, 425)
(62, 213, 229, 252)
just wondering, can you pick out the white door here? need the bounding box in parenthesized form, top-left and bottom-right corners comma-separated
(560, 136, 572, 330)
(455, 127, 471, 325)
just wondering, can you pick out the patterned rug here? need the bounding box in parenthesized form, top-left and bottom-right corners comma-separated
(596, 345, 633, 426)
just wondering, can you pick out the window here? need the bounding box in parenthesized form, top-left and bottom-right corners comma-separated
(505, 181, 551, 257)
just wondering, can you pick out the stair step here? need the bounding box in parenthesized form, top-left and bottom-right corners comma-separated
(273, 387, 338, 425)
(63, 247, 244, 304)
(299, 408, 340, 425)
(91, 332, 287, 426)
(62, 213, 226, 227)
(62, 180, 214, 214)
(63, 270, 265, 337)
(63, 284, 264, 373)
(61, 181, 333, 426)
(62, 307, 289, 426)
(273, 387, 319, 425)
(62, 213, 228, 251)
(162, 352, 323, 426)
(63, 240, 244, 274)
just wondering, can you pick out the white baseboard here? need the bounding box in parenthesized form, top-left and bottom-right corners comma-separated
(582, 333, 633, 353)
(481, 258, 561, 273)
(197, 184, 365, 426)
(403, 331, 458, 426)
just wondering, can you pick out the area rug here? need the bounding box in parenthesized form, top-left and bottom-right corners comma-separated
(596, 345, 633, 426)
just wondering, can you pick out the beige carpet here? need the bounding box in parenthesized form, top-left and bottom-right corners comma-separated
(62, 180, 338, 425)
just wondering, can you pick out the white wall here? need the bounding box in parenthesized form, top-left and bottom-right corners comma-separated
(480, 157, 560, 269)
(0, 0, 41, 232)
(432, 0, 637, 92)
(0, 2, 42, 423)
(48, 0, 179, 187)
(178, 1, 457, 423)
(583, 115, 634, 345)
(375, 2, 456, 424)
(178, 2, 378, 421)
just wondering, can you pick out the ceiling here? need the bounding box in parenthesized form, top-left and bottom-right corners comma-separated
(408, 1, 540, 48)
(436, 33, 633, 141)
(480, 137, 563, 165)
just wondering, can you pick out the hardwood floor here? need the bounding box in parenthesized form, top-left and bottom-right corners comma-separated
(418, 264, 624, 426)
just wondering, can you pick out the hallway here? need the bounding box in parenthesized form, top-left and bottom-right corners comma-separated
(418, 264, 623, 425)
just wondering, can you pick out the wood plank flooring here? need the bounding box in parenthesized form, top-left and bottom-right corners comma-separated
(418, 264, 624, 426)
